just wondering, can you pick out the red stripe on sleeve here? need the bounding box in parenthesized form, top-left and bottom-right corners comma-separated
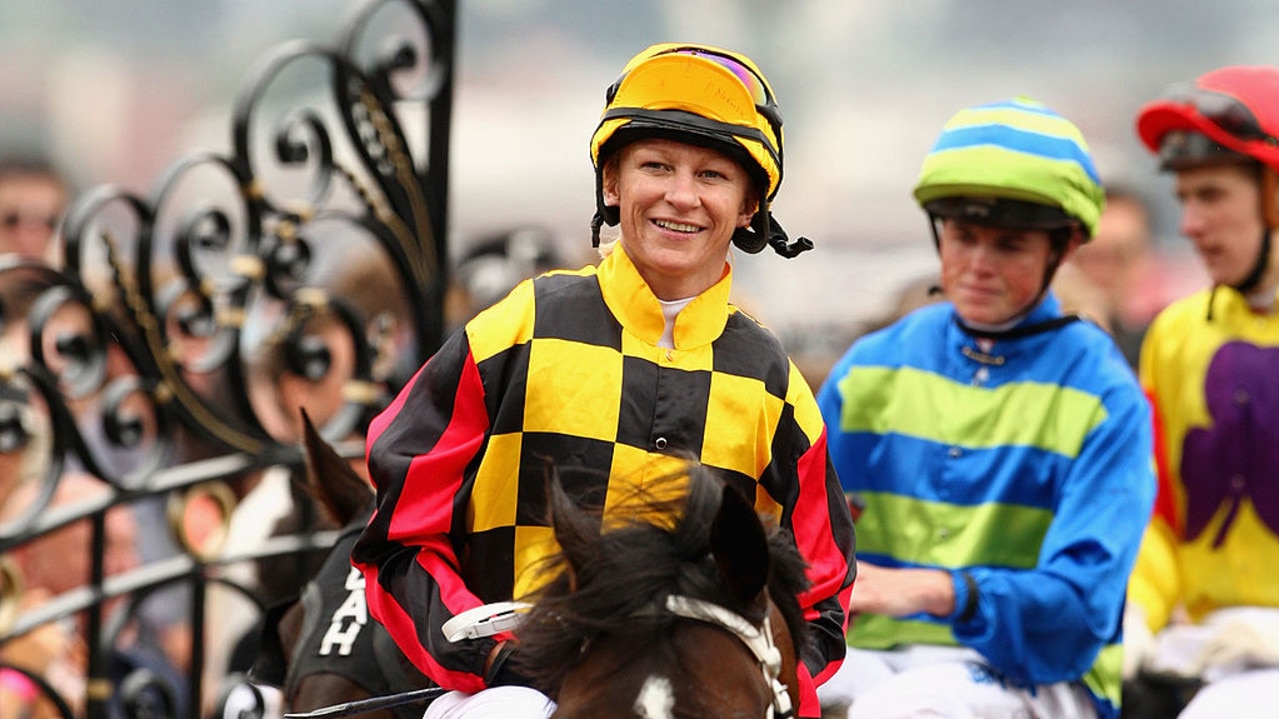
(361, 349, 495, 691)
(385, 352, 488, 545)
(1145, 387, 1181, 535)
(792, 431, 855, 619)
(360, 561, 487, 693)
(796, 662, 820, 719)
(364, 363, 427, 489)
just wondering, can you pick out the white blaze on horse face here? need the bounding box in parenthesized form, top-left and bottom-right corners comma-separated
(634, 674, 675, 719)
(319, 566, 369, 656)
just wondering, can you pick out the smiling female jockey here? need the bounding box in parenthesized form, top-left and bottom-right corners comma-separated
(351, 43, 856, 719)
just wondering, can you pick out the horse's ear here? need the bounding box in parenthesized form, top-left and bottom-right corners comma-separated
(710, 483, 770, 604)
(300, 408, 374, 526)
(250, 598, 300, 687)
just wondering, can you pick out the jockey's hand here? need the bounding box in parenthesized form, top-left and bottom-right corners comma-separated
(1196, 608, 1279, 675)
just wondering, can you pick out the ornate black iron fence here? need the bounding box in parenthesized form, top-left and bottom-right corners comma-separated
(0, 1, 454, 717)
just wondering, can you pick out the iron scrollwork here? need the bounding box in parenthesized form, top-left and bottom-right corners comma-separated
(0, 1, 454, 717)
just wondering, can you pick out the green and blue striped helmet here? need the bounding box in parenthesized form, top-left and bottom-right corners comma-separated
(913, 97, 1105, 240)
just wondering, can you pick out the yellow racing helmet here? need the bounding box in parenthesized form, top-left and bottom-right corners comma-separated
(588, 43, 810, 257)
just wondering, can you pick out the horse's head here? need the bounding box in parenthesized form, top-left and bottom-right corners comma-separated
(514, 462, 810, 719)
(250, 410, 428, 719)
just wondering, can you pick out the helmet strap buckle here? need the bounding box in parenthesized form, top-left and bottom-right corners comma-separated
(731, 211, 812, 258)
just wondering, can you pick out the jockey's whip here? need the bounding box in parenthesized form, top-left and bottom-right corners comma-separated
(283, 687, 446, 719)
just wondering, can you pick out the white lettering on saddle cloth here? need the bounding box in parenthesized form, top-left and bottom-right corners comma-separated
(319, 567, 369, 656)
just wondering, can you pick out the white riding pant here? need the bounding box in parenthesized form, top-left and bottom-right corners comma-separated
(1177, 668, 1279, 718)
(818, 645, 1097, 718)
(423, 687, 555, 719)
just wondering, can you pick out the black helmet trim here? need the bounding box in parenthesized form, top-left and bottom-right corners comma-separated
(923, 196, 1083, 232)
(1158, 129, 1256, 170)
(600, 107, 782, 179)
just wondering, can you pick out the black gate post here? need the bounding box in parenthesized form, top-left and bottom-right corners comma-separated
(426, 0, 456, 356)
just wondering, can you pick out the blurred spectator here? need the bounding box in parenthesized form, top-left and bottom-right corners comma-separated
(0, 384, 45, 511)
(0, 472, 185, 719)
(0, 281, 189, 718)
(863, 271, 944, 336)
(205, 260, 413, 709)
(205, 302, 361, 701)
(1065, 186, 1162, 367)
(785, 272, 944, 391)
(444, 225, 567, 332)
(0, 156, 71, 262)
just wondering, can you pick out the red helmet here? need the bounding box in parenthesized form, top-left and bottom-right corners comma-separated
(1136, 65, 1279, 172)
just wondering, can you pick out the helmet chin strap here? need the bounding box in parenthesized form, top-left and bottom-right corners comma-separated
(591, 170, 812, 258)
(1208, 166, 1279, 320)
(592, 166, 616, 248)
(733, 211, 813, 258)
(1207, 227, 1273, 321)
(591, 210, 606, 248)
(1229, 228, 1272, 296)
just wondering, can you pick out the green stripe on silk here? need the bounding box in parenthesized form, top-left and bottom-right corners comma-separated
(837, 366, 1105, 458)
(1083, 643, 1124, 707)
(855, 491, 1051, 568)
(924, 145, 1098, 207)
(850, 613, 956, 650)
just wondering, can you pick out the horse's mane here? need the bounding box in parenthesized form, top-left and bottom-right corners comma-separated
(512, 462, 810, 692)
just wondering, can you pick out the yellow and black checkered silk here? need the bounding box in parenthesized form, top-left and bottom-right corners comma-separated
(355, 242, 856, 697)
(465, 243, 830, 596)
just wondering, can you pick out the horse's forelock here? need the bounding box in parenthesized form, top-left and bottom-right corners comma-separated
(515, 462, 810, 697)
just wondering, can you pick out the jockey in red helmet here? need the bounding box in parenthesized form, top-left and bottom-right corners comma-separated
(1127, 66, 1279, 719)
(1136, 65, 1279, 308)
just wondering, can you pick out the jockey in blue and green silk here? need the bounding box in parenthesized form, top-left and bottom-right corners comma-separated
(817, 97, 1155, 719)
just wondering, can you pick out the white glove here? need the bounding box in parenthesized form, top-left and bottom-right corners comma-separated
(1122, 603, 1156, 681)
(1195, 607, 1279, 680)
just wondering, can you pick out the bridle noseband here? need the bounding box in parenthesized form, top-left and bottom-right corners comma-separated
(664, 594, 795, 719)
(444, 597, 795, 719)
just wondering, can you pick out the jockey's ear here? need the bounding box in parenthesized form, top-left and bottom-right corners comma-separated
(710, 482, 769, 605)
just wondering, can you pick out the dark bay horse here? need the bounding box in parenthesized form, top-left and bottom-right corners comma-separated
(257, 416, 810, 719)
(514, 463, 811, 719)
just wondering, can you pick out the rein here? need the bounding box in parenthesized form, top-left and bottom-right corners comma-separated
(282, 687, 446, 719)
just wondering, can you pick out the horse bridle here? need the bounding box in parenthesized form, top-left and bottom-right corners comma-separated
(664, 594, 795, 719)
(441, 598, 795, 719)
